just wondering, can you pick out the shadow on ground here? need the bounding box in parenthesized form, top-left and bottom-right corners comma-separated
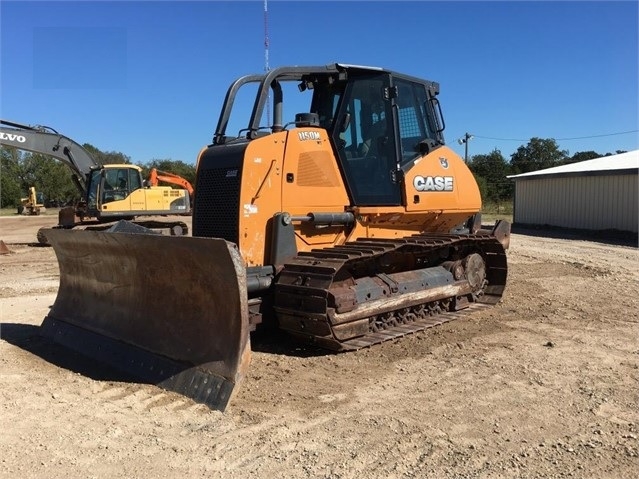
(0, 320, 329, 385)
(250, 326, 332, 358)
(0, 322, 141, 383)
(512, 224, 638, 247)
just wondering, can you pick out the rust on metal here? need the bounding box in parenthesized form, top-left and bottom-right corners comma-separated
(274, 232, 508, 351)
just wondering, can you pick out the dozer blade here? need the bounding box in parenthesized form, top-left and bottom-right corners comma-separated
(40, 227, 251, 411)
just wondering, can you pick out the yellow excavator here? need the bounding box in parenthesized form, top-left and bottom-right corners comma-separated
(38, 63, 510, 411)
(0, 120, 190, 238)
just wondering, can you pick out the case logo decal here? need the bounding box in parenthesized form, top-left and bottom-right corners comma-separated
(414, 175, 454, 192)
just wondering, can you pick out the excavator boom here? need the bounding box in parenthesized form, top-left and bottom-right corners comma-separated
(148, 168, 194, 197)
(0, 119, 97, 196)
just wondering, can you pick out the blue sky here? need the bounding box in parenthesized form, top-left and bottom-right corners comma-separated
(1, 0, 637, 165)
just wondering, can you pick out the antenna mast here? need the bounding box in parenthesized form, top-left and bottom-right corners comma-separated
(264, 0, 271, 125)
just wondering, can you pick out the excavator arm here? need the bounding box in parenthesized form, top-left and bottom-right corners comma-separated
(0, 119, 99, 196)
(147, 168, 194, 197)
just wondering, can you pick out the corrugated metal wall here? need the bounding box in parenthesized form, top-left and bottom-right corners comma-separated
(513, 173, 638, 233)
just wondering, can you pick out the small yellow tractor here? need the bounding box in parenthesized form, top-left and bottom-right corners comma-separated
(18, 187, 45, 215)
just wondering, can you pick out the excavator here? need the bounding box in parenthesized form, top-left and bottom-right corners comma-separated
(147, 167, 194, 205)
(0, 120, 191, 238)
(38, 63, 510, 411)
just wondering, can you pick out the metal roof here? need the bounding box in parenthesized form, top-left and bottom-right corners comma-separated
(507, 149, 639, 179)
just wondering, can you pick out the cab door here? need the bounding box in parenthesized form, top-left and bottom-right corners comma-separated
(331, 73, 401, 206)
(99, 167, 142, 214)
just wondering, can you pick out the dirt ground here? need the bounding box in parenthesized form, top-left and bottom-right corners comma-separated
(0, 214, 637, 479)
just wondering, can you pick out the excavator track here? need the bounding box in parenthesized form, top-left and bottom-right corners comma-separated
(273, 232, 507, 351)
(36, 220, 188, 245)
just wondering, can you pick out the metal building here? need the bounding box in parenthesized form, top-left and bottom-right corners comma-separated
(507, 150, 638, 234)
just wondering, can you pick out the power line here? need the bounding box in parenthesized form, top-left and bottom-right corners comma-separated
(472, 130, 639, 142)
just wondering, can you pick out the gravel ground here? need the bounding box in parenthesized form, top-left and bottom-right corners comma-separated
(1, 215, 637, 479)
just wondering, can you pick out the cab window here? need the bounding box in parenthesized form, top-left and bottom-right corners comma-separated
(103, 168, 132, 202)
(332, 74, 401, 206)
(394, 78, 436, 165)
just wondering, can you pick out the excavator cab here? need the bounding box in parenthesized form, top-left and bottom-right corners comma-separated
(84, 165, 139, 215)
(91, 165, 140, 205)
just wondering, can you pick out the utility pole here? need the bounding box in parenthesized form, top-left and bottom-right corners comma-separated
(264, 0, 271, 125)
(457, 132, 474, 163)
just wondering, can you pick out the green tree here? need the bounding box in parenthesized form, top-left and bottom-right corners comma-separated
(82, 143, 131, 165)
(564, 150, 601, 165)
(30, 154, 80, 205)
(604, 150, 628, 156)
(468, 149, 513, 201)
(473, 175, 489, 203)
(0, 147, 22, 208)
(510, 138, 568, 174)
(6, 151, 81, 206)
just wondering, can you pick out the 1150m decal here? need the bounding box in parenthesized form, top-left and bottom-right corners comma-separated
(298, 131, 321, 141)
(413, 175, 454, 192)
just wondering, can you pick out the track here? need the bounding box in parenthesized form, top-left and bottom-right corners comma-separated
(274, 233, 508, 351)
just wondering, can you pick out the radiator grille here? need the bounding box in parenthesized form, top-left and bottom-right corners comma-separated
(193, 167, 240, 242)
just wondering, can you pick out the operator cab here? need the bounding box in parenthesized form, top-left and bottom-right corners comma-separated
(211, 63, 445, 207)
(87, 165, 143, 210)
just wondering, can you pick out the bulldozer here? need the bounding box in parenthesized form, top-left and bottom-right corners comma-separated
(0, 120, 191, 238)
(38, 63, 510, 411)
